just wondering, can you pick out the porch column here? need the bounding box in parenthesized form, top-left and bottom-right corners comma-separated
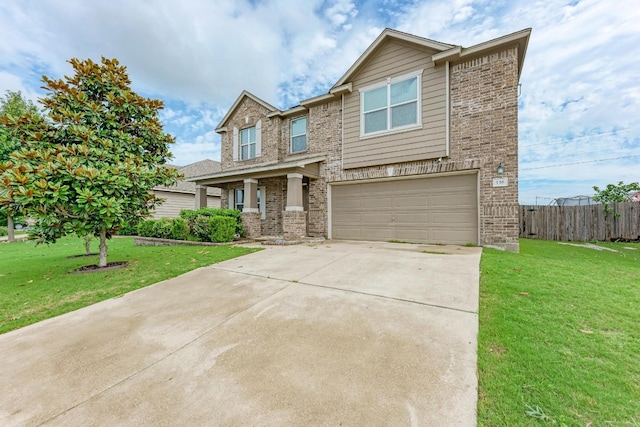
(242, 178, 261, 238)
(283, 173, 306, 240)
(195, 185, 207, 209)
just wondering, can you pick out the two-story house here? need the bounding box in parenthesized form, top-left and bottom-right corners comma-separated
(189, 28, 531, 251)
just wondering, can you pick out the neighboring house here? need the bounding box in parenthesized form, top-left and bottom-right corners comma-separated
(630, 192, 640, 203)
(152, 159, 221, 218)
(190, 28, 531, 251)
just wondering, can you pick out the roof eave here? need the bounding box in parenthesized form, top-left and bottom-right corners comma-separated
(433, 28, 532, 79)
(215, 90, 279, 132)
(332, 28, 454, 88)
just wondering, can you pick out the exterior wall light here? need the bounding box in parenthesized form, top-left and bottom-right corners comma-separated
(496, 163, 505, 175)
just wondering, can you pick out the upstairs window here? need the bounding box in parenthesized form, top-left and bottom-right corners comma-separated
(360, 70, 422, 137)
(291, 116, 307, 153)
(232, 120, 262, 161)
(240, 127, 256, 160)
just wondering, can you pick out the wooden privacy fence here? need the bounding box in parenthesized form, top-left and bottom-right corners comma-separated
(520, 202, 640, 241)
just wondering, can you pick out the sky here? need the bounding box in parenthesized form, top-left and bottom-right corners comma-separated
(0, 0, 638, 205)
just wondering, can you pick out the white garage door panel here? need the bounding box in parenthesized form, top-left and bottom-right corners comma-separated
(331, 174, 478, 245)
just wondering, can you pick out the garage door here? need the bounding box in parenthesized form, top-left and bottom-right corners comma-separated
(331, 174, 478, 245)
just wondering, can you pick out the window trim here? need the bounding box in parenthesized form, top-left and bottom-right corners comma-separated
(359, 69, 423, 138)
(231, 187, 266, 220)
(240, 126, 256, 160)
(233, 188, 244, 211)
(290, 116, 308, 154)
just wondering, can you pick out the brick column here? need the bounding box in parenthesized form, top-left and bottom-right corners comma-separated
(195, 185, 207, 209)
(283, 173, 306, 240)
(242, 179, 261, 238)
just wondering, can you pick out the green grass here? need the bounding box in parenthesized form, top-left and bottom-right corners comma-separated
(478, 239, 640, 425)
(0, 236, 260, 334)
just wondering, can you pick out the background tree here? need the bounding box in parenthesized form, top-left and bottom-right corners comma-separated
(0, 91, 40, 242)
(0, 57, 180, 267)
(593, 181, 640, 218)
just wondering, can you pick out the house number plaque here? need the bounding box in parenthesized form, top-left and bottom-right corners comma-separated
(492, 177, 508, 187)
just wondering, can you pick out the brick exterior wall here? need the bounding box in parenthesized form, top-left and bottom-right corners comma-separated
(220, 97, 280, 170)
(318, 47, 520, 251)
(450, 47, 520, 251)
(216, 45, 521, 250)
(241, 211, 261, 238)
(282, 210, 307, 240)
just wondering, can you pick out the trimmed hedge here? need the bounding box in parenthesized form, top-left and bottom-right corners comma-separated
(170, 217, 189, 241)
(137, 219, 157, 237)
(134, 214, 237, 243)
(0, 226, 7, 237)
(209, 216, 236, 242)
(180, 208, 244, 237)
(118, 220, 140, 236)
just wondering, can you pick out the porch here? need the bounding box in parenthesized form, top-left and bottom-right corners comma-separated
(188, 156, 326, 240)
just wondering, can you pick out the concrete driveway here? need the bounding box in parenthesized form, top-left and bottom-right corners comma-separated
(0, 241, 481, 426)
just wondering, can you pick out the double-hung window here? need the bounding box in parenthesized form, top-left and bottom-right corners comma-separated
(291, 116, 307, 153)
(360, 69, 422, 137)
(240, 127, 256, 160)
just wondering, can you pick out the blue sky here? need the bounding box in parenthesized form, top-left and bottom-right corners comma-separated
(1, 0, 638, 204)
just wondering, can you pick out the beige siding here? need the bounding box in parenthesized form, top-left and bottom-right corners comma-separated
(153, 192, 221, 219)
(343, 39, 447, 169)
(331, 174, 478, 245)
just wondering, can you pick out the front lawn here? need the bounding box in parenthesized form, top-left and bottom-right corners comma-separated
(478, 239, 640, 425)
(0, 236, 260, 334)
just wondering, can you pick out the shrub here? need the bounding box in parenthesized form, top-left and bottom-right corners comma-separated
(137, 219, 157, 237)
(209, 216, 236, 242)
(180, 208, 244, 237)
(118, 220, 139, 236)
(0, 226, 7, 237)
(152, 218, 173, 239)
(191, 215, 213, 242)
(170, 217, 189, 241)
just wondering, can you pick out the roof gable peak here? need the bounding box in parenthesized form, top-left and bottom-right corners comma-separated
(332, 28, 455, 88)
(216, 90, 277, 131)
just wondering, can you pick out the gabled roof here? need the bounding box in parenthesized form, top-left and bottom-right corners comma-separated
(154, 159, 222, 196)
(215, 90, 278, 132)
(432, 28, 531, 79)
(332, 28, 455, 88)
(178, 159, 221, 178)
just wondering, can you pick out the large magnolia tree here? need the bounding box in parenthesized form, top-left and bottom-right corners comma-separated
(0, 57, 180, 267)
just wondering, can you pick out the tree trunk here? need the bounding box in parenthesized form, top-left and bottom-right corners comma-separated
(84, 235, 91, 255)
(98, 228, 108, 267)
(7, 215, 15, 243)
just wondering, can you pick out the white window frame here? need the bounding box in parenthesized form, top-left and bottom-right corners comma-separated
(240, 127, 256, 160)
(232, 120, 262, 161)
(359, 69, 423, 138)
(290, 116, 307, 153)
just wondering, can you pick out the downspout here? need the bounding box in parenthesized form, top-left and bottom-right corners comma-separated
(445, 60, 450, 157)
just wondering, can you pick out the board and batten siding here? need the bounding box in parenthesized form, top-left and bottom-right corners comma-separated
(343, 39, 447, 169)
(152, 191, 221, 219)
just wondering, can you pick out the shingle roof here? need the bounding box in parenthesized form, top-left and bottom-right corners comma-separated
(154, 159, 222, 196)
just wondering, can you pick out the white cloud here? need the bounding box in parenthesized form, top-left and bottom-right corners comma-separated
(1, 0, 639, 202)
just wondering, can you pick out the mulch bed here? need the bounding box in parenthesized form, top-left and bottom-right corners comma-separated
(73, 261, 129, 273)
